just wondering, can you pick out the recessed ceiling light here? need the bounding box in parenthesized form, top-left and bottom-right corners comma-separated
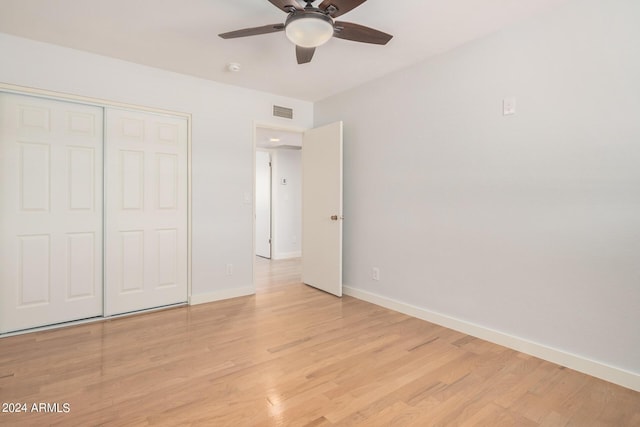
(269, 138, 281, 142)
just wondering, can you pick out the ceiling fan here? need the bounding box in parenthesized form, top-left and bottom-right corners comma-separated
(219, 0, 393, 64)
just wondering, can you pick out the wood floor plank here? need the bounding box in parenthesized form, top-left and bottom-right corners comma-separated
(0, 256, 638, 426)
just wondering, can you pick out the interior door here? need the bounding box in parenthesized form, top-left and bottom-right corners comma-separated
(104, 108, 188, 316)
(0, 93, 104, 333)
(255, 150, 272, 258)
(302, 121, 343, 296)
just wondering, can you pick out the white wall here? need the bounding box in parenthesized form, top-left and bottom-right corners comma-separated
(315, 0, 640, 385)
(0, 33, 313, 302)
(272, 148, 302, 259)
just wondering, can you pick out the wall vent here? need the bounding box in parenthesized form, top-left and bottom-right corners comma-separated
(273, 105, 293, 119)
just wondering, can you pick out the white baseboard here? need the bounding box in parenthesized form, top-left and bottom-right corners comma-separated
(344, 285, 640, 392)
(272, 251, 301, 260)
(189, 286, 255, 305)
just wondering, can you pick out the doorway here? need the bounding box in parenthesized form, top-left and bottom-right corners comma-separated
(254, 125, 303, 263)
(253, 121, 344, 297)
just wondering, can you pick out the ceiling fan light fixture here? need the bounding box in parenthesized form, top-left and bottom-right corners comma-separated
(218, 0, 392, 64)
(285, 13, 334, 48)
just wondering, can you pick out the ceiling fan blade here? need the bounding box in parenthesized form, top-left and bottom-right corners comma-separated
(219, 24, 285, 39)
(296, 46, 315, 64)
(267, 0, 303, 12)
(319, 0, 367, 17)
(333, 21, 393, 45)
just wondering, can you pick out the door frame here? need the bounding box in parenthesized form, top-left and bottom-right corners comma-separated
(252, 121, 306, 289)
(0, 83, 193, 332)
(255, 148, 272, 259)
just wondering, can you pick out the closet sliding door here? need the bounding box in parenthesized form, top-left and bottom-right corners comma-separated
(104, 109, 188, 316)
(0, 93, 104, 333)
(0, 94, 188, 333)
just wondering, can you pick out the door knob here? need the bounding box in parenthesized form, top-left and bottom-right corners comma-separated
(330, 215, 344, 221)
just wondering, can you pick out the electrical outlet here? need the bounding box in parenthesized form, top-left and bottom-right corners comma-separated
(226, 264, 233, 276)
(372, 267, 380, 281)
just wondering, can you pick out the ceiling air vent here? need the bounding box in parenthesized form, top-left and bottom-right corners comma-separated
(273, 105, 293, 119)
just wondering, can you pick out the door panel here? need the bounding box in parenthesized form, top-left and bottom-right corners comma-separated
(67, 232, 97, 299)
(302, 121, 343, 297)
(104, 109, 188, 316)
(0, 93, 104, 333)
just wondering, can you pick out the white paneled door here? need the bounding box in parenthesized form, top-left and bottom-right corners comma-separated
(0, 93, 104, 333)
(104, 109, 188, 316)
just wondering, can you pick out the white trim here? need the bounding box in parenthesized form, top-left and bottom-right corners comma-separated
(252, 124, 258, 290)
(0, 82, 190, 118)
(272, 251, 302, 260)
(189, 286, 255, 305)
(344, 285, 640, 392)
(253, 121, 308, 135)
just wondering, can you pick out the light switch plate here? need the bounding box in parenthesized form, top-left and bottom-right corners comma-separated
(503, 97, 516, 116)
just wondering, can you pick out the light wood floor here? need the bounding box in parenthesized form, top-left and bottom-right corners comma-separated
(1, 257, 638, 426)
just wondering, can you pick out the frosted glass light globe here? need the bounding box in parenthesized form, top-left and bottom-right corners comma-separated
(285, 14, 334, 48)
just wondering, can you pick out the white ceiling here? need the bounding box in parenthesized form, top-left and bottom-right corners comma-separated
(0, 0, 568, 102)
